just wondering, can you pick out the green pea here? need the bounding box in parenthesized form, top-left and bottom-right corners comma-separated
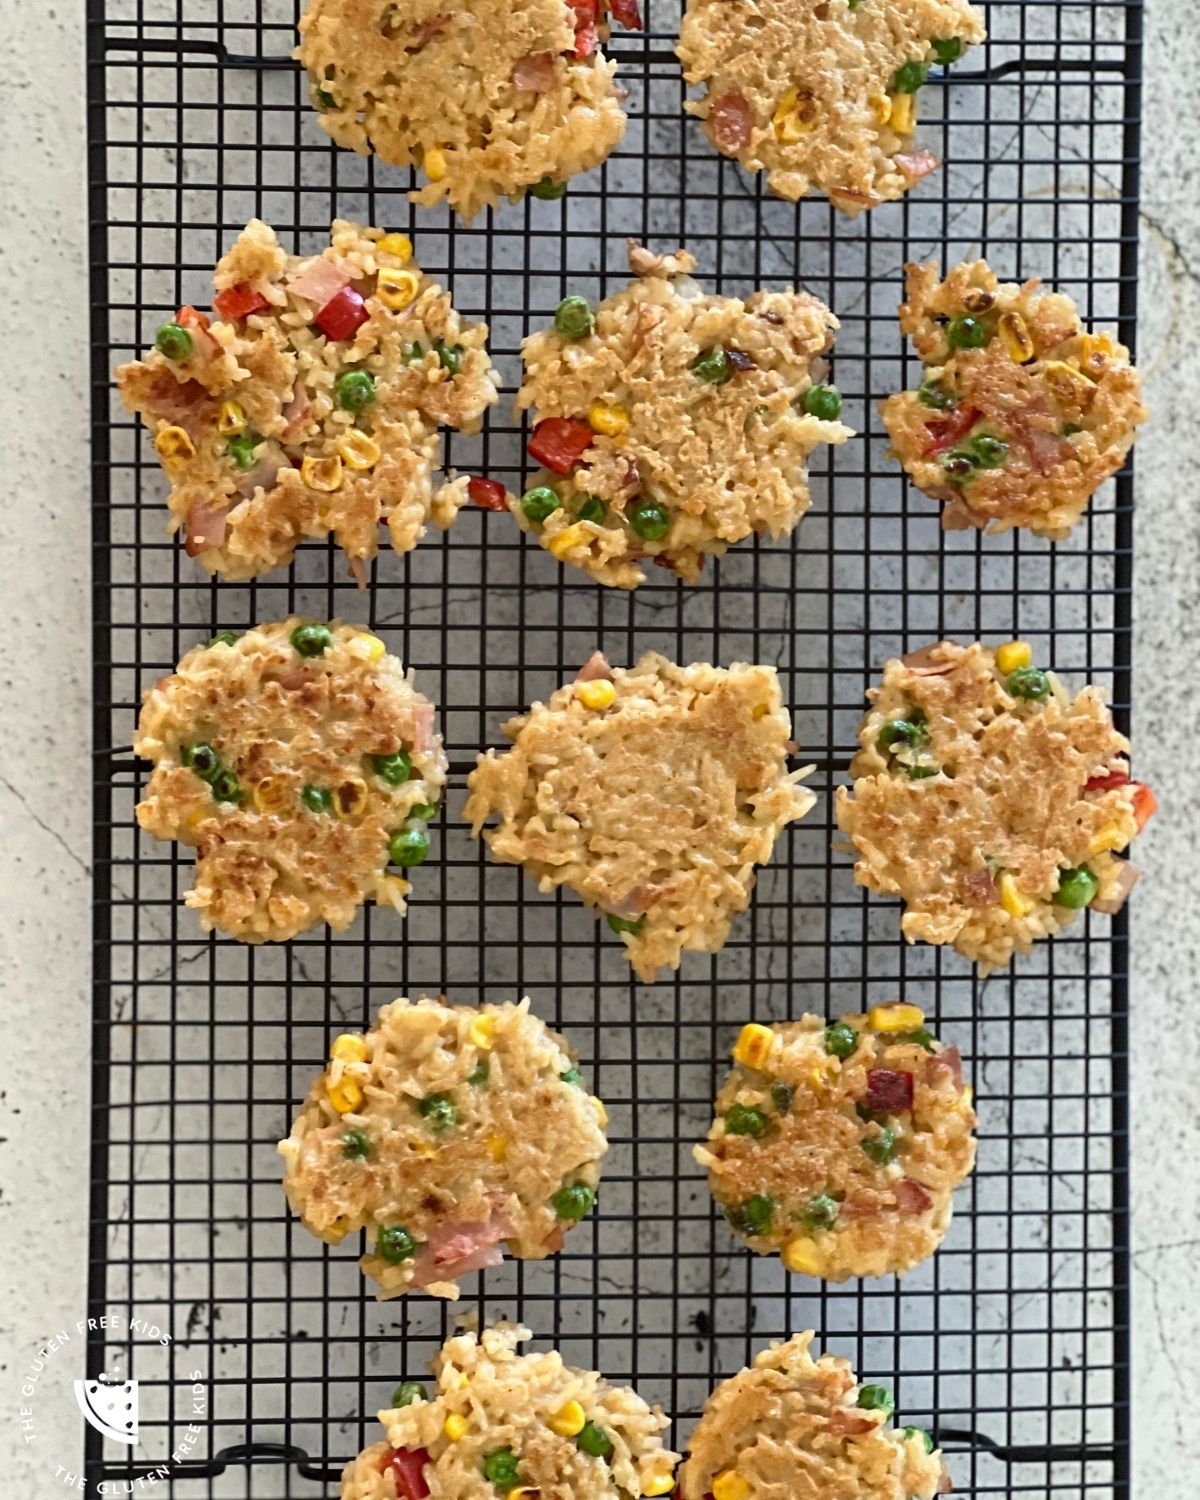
(435, 341, 464, 374)
(391, 1381, 428, 1408)
(301, 784, 333, 814)
(469, 1060, 491, 1087)
(226, 432, 261, 470)
(917, 378, 956, 410)
(770, 1080, 794, 1114)
(291, 622, 332, 657)
(878, 718, 922, 751)
(741, 1194, 775, 1234)
(315, 88, 336, 108)
(402, 342, 425, 363)
(552, 1182, 596, 1221)
(418, 1092, 458, 1131)
(933, 36, 963, 63)
(559, 1067, 582, 1085)
(554, 295, 595, 340)
(577, 495, 606, 523)
(342, 1129, 371, 1159)
(892, 60, 929, 93)
(942, 452, 977, 482)
(1062, 421, 1083, 436)
(855, 1102, 877, 1123)
(530, 177, 566, 200)
(482, 1448, 521, 1490)
(411, 801, 439, 820)
(800, 1193, 840, 1230)
(1055, 865, 1099, 909)
(692, 345, 734, 385)
(575, 1420, 613, 1459)
(946, 314, 989, 351)
(857, 1384, 895, 1416)
(376, 1225, 417, 1263)
(155, 322, 194, 360)
(208, 631, 239, 648)
(182, 742, 221, 782)
(372, 750, 412, 785)
(1006, 666, 1051, 701)
(862, 1123, 896, 1165)
(606, 913, 646, 935)
(389, 824, 430, 867)
(907, 755, 940, 780)
(724, 1103, 769, 1139)
(897, 1028, 935, 1052)
(629, 499, 669, 541)
(521, 486, 560, 523)
(824, 1021, 858, 1059)
(903, 1425, 936, 1453)
(804, 383, 843, 420)
(970, 433, 1008, 469)
(334, 369, 377, 413)
(211, 768, 243, 803)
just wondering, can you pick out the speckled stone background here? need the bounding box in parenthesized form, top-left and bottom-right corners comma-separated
(2, 0, 1197, 1492)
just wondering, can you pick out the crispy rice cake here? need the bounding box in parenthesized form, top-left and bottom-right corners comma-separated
(676, 0, 985, 213)
(507, 241, 849, 588)
(463, 651, 816, 981)
(697, 1010, 975, 1280)
(116, 219, 496, 582)
(834, 639, 1157, 970)
(881, 260, 1148, 538)
(280, 996, 608, 1299)
(133, 619, 447, 943)
(340, 1323, 680, 1500)
(679, 1331, 948, 1500)
(297, 0, 641, 221)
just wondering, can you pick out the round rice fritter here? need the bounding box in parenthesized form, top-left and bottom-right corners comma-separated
(678, 1330, 948, 1500)
(511, 240, 850, 588)
(133, 618, 447, 943)
(340, 1322, 681, 1500)
(115, 218, 497, 582)
(696, 1009, 975, 1281)
(279, 995, 609, 1299)
(834, 639, 1157, 971)
(675, 0, 985, 214)
(880, 259, 1148, 539)
(463, 651, 816, 982)
(297, 0, 639, 223)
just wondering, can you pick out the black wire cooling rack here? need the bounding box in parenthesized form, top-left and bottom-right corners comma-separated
(85, 0, 1141, 1495)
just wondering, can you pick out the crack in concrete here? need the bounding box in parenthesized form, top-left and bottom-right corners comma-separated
(0, 773, 91, 876)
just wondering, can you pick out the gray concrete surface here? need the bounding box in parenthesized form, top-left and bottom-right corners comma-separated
(3, 0, 1197, 1493)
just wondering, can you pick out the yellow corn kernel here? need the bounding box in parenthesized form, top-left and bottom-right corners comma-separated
(154, 425, 195, 465)
(590, 1095, 608, 1128)
(548, 1400, 587, 1437)
(424, 147, 448, 181)
(641, 1473, 677, 1497)
(998, 872, 1033, 919)
(888, 91, 917, 135)
(808, 1068, 827, 1097)
(377, 232, 413, 263)
(377, 267, 421, 311)
(331, 1033, 368, 1063)
(300, 454, 344, 492)
(337, 429, 382, 472)
(869, 1002, 925, 1032)
(442, 1412, 469, 1442)
(469, 1013, 497, 1049)
(181, 806, 209, 835)
(218, 400, 248, 435)
(960, 1085, 974, 1108)
(486, 1134, 508, 1162)
(1043, 359, 1095, 402)
(998, 311, 1034, 364)
(751, 703, 769, 720)
(869, 93, 892, 127)
(333, 777, 369, 821)
(995, 639, 1032, 675)
(327, 1076, 363, 1114)
(781, 1235, 823, 1276)
(577, 679, 616, 710)
(732, 1022, 775, 1070)
(547, 523, 591, 559)
(772, 86, 818, 144)
(1079, 331, 1114, 361)
(251, 776, 291, 815)
(376, 873, 409, 908)
(1089, 824, 1126, 856)
(508, 1490, 540, 1500)
(348, 632, 386, 661)
(587, 402, 629, 437)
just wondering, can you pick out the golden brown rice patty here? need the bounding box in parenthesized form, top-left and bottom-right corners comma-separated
(340, 1323, 681, 1500)
(115, 219, 496, 582)
(696, 1009, 975, 1280)
(297, 0, 638, 222)
(834, 639, 1157, 971)
(464, 651, 816, 981)
(881, 260, 1148, 538)
(133, 618, 447, 943)
(279, 995, 608, 1299)
(676, 0, 985, 213)
(511, 241, 850, 588)
(679, 1331, 948, 1500)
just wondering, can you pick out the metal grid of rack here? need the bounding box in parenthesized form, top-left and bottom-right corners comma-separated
(86, 0, 1140, 1494)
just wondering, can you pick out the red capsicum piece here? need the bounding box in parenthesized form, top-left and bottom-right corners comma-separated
(468, 476, 508, 511)
(567, 0, 598, 56)
(386, 1447, 431, 1500)
(1084, 769, 1157, 829)
(213, 281, 270, 321)
(528, 417, 594, 473)
(609, 0, 643, 29)
(923, 405, 981, 457)
(315, 285, 369, 342)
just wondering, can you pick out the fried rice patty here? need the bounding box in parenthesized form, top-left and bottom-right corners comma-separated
(513, 240, 850, 588)
(679, 1331, 948, 1500)
(116, 218, 496, 581)
(280, 995, 609, 1300)
(297, 0, 632, 221)
(340, 1323, 681, 1500)
(881, 259, 1147, 538)
(463, 651, 816, 981)
(676, 0, 984, 212)
(697, 1010, 975, 1281)
(133, 618, 446, 943)
(834, 639, 1155, 971)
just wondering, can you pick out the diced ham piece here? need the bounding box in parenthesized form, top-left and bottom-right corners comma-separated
(923, 405, 980, 457)
(176, 305, 218, 356)
(528, 417, 594, 473)
(408, 13, 450, 48)
(576, 651, 614, 683)
(542, 1223, 566, 1254)
(893, 1177, 933, 1215)
(610, 0, 642, 28)
(894, 148, 940, 183)
(348, 555, 368, 591)
(937, 1468, 954, 1494)
(408, 1211, 515, 1288)
(275, 667, 315, 692)
(962, 867, 999, 907)
(410, 700, 435, 753)
(725, 348, 755, 372)
(1007, 409, 1072, 473)
(314, 284, 369, 342)
(926, 1045, 964, 1091)
(828, 1409, 876, 1436)
(710, 91, 753, 151)
(468, 476, 509, 511)
(830, 187, 885, 210)
(1091, 861, 1141, 915)
(287, 256, 352, 307)
(213, 281, 270, 321)
(512, 52, 558, 91)
(386, 1448, 431, 1500)
(281, 386, 311, 438)
(144, 372, 209, 433)
(184, 499, 228, 556)
(233, 448, 286, 499)
(864, 1068, 914, 1113)
(901, 644, 957, 675)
